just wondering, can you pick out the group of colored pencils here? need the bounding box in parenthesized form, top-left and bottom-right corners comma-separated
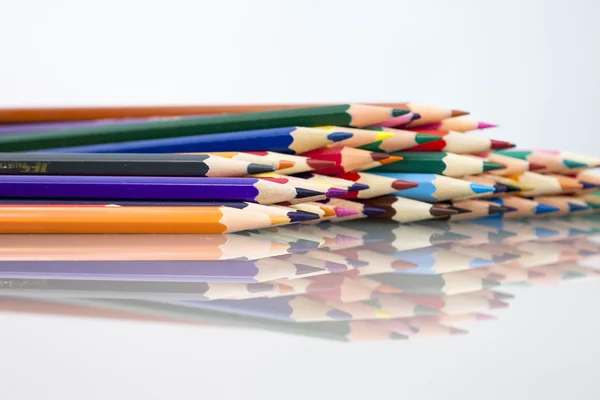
(1, 102, 598, 233)
(0, 214, 598, 341)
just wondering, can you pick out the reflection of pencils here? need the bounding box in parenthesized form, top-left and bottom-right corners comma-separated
(362, 195, 457, 223)
(300, 147, 396, 175)
(337, 172, 417, 199)
(404, 130, 514, 153)
(369, 273, 500, 295)
(0, 258, 322, 283)
(42, 127, 352, 155)
(360, 294, 439, 317)
(0, 103, 414, 123)
(0, 176, 315, 204)
(0, 153, 276, 177)
(373, 173, 494, 202)
(387, 246, 495, 275)
(0, 104, 407, 152)
(0, 206, 289, 233)
(407, 117, 496, 132)
(371, 152, 502, 176)
(0, 233, 292, 261)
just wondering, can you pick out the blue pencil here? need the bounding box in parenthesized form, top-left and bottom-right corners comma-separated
(371, 172, 494, 202)
(37, 127, 352, 155)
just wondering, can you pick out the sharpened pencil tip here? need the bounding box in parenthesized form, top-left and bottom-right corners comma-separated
(392, 108, 411, 117)
(563, 159, 589, 169)
(247, 163, 276, 174)
(334, 207, 360, 217)
(451, 109, 470, 117)
(490, 139, 516, 150)
(504, 206, 519, 213)
(306, 159, 336, 170)
(581, 181, 598, 189)
(348, 183, 370, 192)
(411, 113, 422, 121)
(493, 291, 515, 300)
(477, 121, 497, 129)
(326, 187, 349, 198)
(270, 216, 291, 226)
(392, 179, 419, 190)
(288, 211, 321, 222)
(483, 162, 504, 172)
(471, 184, 496, 194)
(327, 132, 353, 142)
(568, 202, 590, 212)
(363, 205, 387, 216)
(370, 152, 391, 162)
(295, 188, 328, 199)
(528, 162, 546, 171)
(533, 227, 559, 238)
(489, 205, 510, 215)
(430, 206, 458, 217)
(448, 206, 472, 215)
(493, 184, 508, 193)
(503, 184, 523, 193)
(375, 132, 395, 142)
(482, 279, 501, 289)
(415, 133, 441, 145)
(277, 160, 296, 170)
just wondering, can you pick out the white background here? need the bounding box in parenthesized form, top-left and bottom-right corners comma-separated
(1, 0, 600, 399)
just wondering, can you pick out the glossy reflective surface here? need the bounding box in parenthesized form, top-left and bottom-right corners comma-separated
(1, 215, 600, 399)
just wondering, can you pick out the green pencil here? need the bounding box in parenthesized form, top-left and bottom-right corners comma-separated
(0, 105, 408, 152)
(370, 152, 503, 177)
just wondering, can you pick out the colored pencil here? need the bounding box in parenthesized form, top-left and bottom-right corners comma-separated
(444, 199, 515, 220)
(320, 126, 395, 148)
(333, 249, 416, 277)
(39, 126, 353, 155)
(291, 172, 370, 192)
(313, 299, 397, 320)
(370, 152, 503, 176)
(488, 196, 560, 218)
(483, 174, 535, 193)
(572, 170, 600, 192)
(407, 116, 497, 132)
(400, 319, 469, 338)
(336, 172, 417, 199)
(361, 224, 471, 253)
(403, 130, 515, 153)
(495, 150, 600, 173)
(0, 199, 320, 223)
(175, 296, 355, 322)
(508, 172, 584, 196)
(461, 175, 515, 196)
(300, 147, 396, 175)
(255, 175, 346, 204)
(361, 195, 457, 223)
(544, 174, 588, 194)
(0, 205, 290, 234)
(0, 153, 275, 177)
(0, 257, 324, 283)
(241, 151, 336, 175)
(360, 295, 439, 317)
(373, 172, 495, 202)
(369, 273, 501, 296)
(358, 127, 441, 153)
(531, 196, 591, 215)
(0, 233, 292, 261)
(399, 293, 508, 316)
(203, 151, 296, 171)
(0, 103, 454, 124)
(0, 176, 317, 204)
(484, 152, 542, 175)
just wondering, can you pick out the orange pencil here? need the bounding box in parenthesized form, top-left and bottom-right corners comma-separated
(0, 206, 289, 234)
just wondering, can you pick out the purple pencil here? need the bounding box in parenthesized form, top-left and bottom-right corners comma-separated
(0, 175, 319, 204)
(0, 259, 323, 283)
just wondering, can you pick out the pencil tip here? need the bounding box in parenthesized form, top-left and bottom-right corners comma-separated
(430, 206, 458, 217)
(392, 179, 419, 190)
(392, 108, 410, 117)
(489, 205, 510, 215)
(448, 206, 472, 215)
(528, 162, 546, 171)
(451, 109, 470, 117)
(334, 207, 360, 217)
(415, 133, 441, 144)
(349, 183, 370, 192)
(483, 162, 504, 172)
(568, 202, 590, 212)
(493, 184, 508, 193)
(295, 188, 327, 199)
(363, 205, 387, 216)
(306, 159, 336, 170)
(471, 184, 496, 194)
(247, 163, 276, 174)
(477, 121, 497, 129)
(563, 159, 589, 169)
(411, 113, 422, 121)
(370, 152, 391, 162)
(503, 184, 523, 193)
(327, 132, 353, 142)
(482, 279, 501, 289)
(288, 211, 321, 222)
(277, 160, 296, 170)
(490, 139, 516, 150)
(326, 187, 349, 198)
